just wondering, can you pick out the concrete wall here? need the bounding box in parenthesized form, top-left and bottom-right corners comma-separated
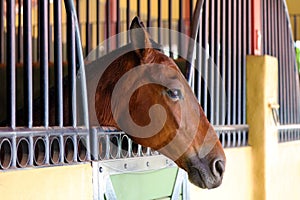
(0, 164, 93, 200)
(190, 147, 253, 200)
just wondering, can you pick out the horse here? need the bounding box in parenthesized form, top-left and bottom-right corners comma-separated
(85, 16, 226, 189)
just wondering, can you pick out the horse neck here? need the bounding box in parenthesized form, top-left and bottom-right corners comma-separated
(94, 50, 140, 128)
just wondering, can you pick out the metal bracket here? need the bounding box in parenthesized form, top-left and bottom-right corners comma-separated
(269, 101, 280, 126)
(171, 169, 190, 200)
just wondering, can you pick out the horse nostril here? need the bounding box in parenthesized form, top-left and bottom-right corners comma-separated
(212, 159, 225, 178)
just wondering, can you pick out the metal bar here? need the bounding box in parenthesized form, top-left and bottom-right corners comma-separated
(168, 0, 173, 58)
(17, 0, 22, 62)
(7, 0, 16, 128)
(267, 0, 271, 54)
(213, 125, 249, 132)
(157, 0, 162, 43)
(76, 0, 80, 23)
(127, 0, 130, 42)
(0, 0, 3, 62)
(270, 0, 275, 55)
(24, 0, 33, 128)
(39, 0, 49, 127)
(278, 124, 300, 131)
(237, 0, 242, 125)
(282, 4, 289, 124)
(54, 0, 63, 127)
(201, 0, 208, 115)
(186, 0, 204, 82)
(137, 0, 140, 17)
(262, 0, 266, 53)
(226, 0, 232, 124)
(64, 0, 89, 128)
(246, 0, 252, 54)
(189, 0, 193, 27)
(220, 0, 226, 125)
(96, 0, 100, 45)
(67, 12, 77, 127)
(147, 0, 151, 27)
(231, 0, 237, 125)
(178, 0, 183, 56)
(277, 0, 284, 123)
(48, 0, 51, 62)
(106, 0, 111, 51)
(208, 0, 215, 124)
(214, 0, 220, 125)
(195, 24, 201, 102)
(86, 0, 90, 56)
(116, 0, 120, 47)
(242, 0, 247, 127)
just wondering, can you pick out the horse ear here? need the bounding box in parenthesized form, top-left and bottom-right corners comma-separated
(130, 16, 152, 57)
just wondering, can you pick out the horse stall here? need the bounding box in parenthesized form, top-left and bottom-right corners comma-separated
(0, 0, 300, 200)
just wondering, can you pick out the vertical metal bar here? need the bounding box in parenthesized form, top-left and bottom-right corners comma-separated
(86, 0, 90, 56)
(116, 0, 120, 47)
(64, 0, 89, 128)
(48, 0, 51, 62)
(24, 0, 33, 128)
(54, 0, 63, 127)
(190, 0, 193, 28)
(76, 0, 80, 23)
(272, 0, 276, 56)
(127, 0, 130, 42)
(277, 0, 283, 123)
(220, 0, 226, 125)
(262, 0, 267, 53)
(208, 0, 215, 124)
(267, 0, 272, 54)
(147, 0, 151, 27)
(232, 0, 237, 125)
(280, 2, 289, 124)
(0, 0, 3, 62)
(168, 0, 173, 58)
(225, 0, 232, 125)
(287, 27, 294, 124)
(201, 0, 209, 115)
(195, 26, 201, 101)
(106, 0, 111, 51)
(137, 0, 140, 17)
(246, 0, 252, 54)
(127, 0, 130, 30)
(7, 0, 16, 128)
(178, 0, 183, 56)
(242, 0, 248, 145)
(17, 0, 22, 62)
(39, 0, 49, 127)
(157, 0, 162, 43)
(214, 0, 220, 125)
(96, 0, 100, 58)
(67, 12, 77, 127)
(237, 0, 242, 126)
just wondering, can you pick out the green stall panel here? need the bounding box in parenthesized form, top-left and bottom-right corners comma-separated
(110, 167, 181, 200)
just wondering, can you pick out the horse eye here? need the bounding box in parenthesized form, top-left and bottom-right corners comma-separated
(166, 89, 183, 101)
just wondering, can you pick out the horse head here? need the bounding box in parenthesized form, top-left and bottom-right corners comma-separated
(93, 17, 226, 189)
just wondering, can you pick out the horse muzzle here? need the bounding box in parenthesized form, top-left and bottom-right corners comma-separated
(187, 154, 225, 189)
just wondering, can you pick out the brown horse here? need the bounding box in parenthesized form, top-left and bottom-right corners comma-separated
(86, 17, 226, 189)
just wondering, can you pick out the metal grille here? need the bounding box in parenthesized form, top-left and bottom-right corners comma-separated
(0, 0, 90, 170)
(84, 0, 249, 148)
(188, 0, 251, 147)
(0, 0, 254, 170)
(261, 0, 300, 142)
